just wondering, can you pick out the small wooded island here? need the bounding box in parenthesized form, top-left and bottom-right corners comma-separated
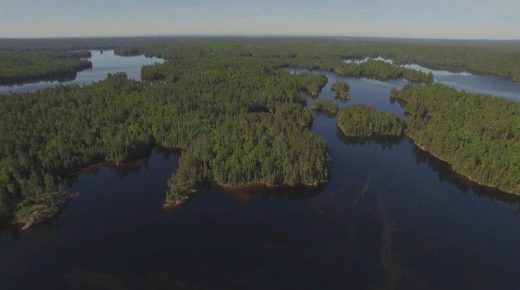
(337, 105, 406, 136)
(0, 38, 519, 228)
(331, 81, 351, 100)
(312, 99, 339, 115)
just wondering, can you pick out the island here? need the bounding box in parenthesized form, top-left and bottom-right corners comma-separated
(331, 81, 351, 100)
(337, 105, 406, 137)
(312, 99, 339, 115)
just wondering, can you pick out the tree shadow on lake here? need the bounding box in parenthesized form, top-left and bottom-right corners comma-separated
(336, 127, 404, 150)
(412, 140, 520, 206)
(213, 183, 324, 205)
(64, 147, 178, 187)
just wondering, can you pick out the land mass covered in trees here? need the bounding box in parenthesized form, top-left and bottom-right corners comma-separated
(392, 84, 520, 195)
(0, 51, 92, 84)
(0, 56, 330, 226)
(312, 99, 339, 115)
(337, 105, 406, 137)
(331, 81, 351, 100)
(1, 37, 519, 226)
(1, 38, 519, 82)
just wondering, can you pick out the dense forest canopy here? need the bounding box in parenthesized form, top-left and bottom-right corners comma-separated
(392, 84, 520, 195)
(337, 105, 406, 137)
(0, 50, 92, 84)
(1, 37, 519, 226)
(331, 81, 350, 100)
(0, 51, 330, 225)
(2, 37, 520, 83)
(311, 99, 339, 115)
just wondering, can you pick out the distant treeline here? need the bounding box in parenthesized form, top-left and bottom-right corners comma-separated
(6, 38, 519, 86)
(392, 84, 520, 195)
(0, 51, 92, 85)
(114, 47, 142, 56)
(1, 37, 519, 82)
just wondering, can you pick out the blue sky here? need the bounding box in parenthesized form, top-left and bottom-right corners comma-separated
(1, 0, 519, 39)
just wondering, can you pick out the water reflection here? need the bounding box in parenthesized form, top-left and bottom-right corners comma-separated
(412, 142, 520, 206)
(336, 130, 403, 150)
(0, 50, 164, 95)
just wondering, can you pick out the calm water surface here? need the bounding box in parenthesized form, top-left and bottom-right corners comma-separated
(0, 50, 164, 95)
(0, 65, 519, 290)
(343, 57, 520, 100)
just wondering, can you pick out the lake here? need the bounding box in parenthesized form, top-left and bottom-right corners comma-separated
(0, 50, 164, 95)
(0, 62, 520, 290)
(343, 57, 520, 101)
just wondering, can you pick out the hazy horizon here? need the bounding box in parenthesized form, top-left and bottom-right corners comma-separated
(1, 0, 519, 39)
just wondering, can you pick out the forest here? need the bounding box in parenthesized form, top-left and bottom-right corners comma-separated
(331, 81, 350, 100)
(311, 99, 339, 115)
(1, 38, 519, 82)
(0, 50, 92, 84)
(1, 37, 519, 226)
(392, 84, 520, 195)
(337, 105, 406, 137)
(0, 53, 330, 225)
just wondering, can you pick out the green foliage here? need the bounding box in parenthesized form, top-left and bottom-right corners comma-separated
(1, 38, 519, 82)
(331, 81, 350, 100)
(0, 49, 331, 221)
(312, 99, 339, 114)
(2, 37, 520, 223)
(393, 84, 520, 194)
(337, 105, 406, 137)
(114, 47, 142, 56)
(0, 50, 92, 84)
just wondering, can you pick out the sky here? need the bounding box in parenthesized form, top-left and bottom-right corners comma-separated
(0, 0, 519, 39)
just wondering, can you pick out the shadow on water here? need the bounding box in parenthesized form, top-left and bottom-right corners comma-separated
(411, 142, 520, 206)
(214, 183, 324, 204)
(336, 129, 403, 150)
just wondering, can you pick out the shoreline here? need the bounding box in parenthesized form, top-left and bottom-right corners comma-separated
(408, 136, 519, 196)
(336, 126, 519, 197)
(161, 180, 326, 209)
(9, 146, 181, 230)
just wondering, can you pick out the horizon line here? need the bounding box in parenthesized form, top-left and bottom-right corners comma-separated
(1, 34, 520, 42)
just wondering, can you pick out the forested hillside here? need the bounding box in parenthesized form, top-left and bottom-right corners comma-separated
(392, 84, 520, 195)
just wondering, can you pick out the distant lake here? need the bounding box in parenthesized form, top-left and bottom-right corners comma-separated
(343, 57, 520, 101)
(1, 64, 519, 290)
(0, 50, 164, 94)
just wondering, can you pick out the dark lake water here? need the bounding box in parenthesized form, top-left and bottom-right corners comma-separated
(0, 50, 164, 95)
(1, 63, 520, 290)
